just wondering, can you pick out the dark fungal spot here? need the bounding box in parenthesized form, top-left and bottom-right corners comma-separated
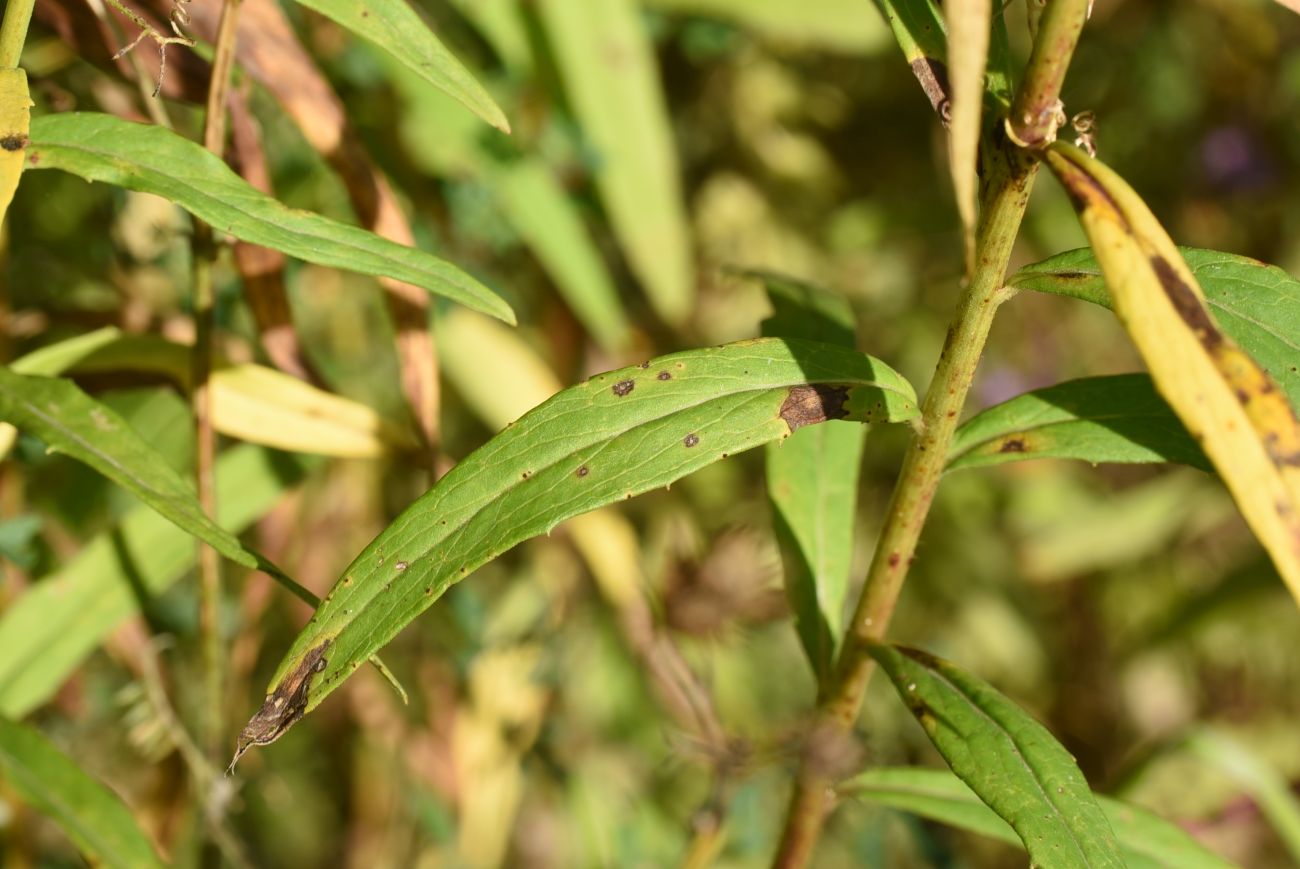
(888, 552, 901, 568)
(232, 640, 331, 768)
(1149, 256, 1223, 349)
(425, 587, 433, 595)
(683, 433, 700, 447)
(779, 384, 850, 432)
(640, 360, 650, 369)
(657, 371, 672, 381)
(521, 470, 531, 479)
(1, 135, 26, 152)
(999, 438, 1027, 453)
(612, 379, 635, 397)
(576, 465, 589, 478)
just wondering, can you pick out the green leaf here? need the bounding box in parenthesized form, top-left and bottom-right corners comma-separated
(536, 0, 694, 325)
(0, 366, 293, 586)
(760, 275, 866, 683)
(0, 718, 167, 869)
(240, 339, 918, 754)
(292, 0, 509, 133)
(1009, 246, 1300, 405)
(25, 113, 514, 324)
(1185, 729, 1300, 862)
(0, 445, 307, 716)
(846, 766, 1234, 869)
(869, 644, 1125, 868)
(949, 374, 1210, 471)
(872, 0, 951, 117)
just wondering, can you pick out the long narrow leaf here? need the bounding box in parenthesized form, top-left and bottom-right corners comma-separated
(760, 275, 866, 683)
(870, 644, 1125, 868)
(239, 339, 919, 756)
(292, 0, 509, 133)
(846, 766, 1233, 869)
(536, 0, 694, 324)
(1044, 143, 1300, 607)
(946, 0, 990, 273)
(0, 718, 167, 869)
(25, 113, 514, 324)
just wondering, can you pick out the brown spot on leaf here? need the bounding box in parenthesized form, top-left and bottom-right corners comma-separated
(1149, 256, 1223, 349)
(657, 371, 672, 381)
(0, 134, 27, 152)
(576, 465, 589, 478)
(999, 438, 1027, 453)
(612, 379, 635, 397)
(779, 384, 850, 432)
(231, 641, 331, 770)
(684, 433, 700, 447)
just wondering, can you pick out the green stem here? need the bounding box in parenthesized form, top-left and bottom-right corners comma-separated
(770, 1, 1093, 864)
(0, 0, 34, 69)
(1007, 0, 1091, 147)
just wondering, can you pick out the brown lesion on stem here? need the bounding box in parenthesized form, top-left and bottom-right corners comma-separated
(909, 57, 952, 127)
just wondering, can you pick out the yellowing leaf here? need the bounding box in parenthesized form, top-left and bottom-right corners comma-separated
(0, 69, 32, 225)
(1045, 143, 1300, 606)
(946, 0, 990, 273)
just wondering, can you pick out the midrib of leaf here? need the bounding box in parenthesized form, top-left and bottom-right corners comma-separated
(926, 663, 1098, 865)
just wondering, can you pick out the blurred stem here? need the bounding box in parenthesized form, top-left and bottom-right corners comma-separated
(194, 0, 243, 763)
(0, 0, 33, 68)
(772, 2, 1091, 863)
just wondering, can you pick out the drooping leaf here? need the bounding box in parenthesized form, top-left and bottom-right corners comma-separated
(1009, 246, 1300, 406)
(0, 69, 32, 225)
(292, 0, 509, 133)
(949, 374, 1210, 471)
(536, 0, 694, 325)
(1044, 143, 1300, 607)
(240, 339, 919, 755)
(25, 113, 514, 324)
(759, 274, 866, 683)
(0, 718, 168, 869)
(0, 328, 417, 460)
(945, 0, 990, 273)
(869, 644, 1125, 868)
(0, 445, 307, 716)
(845, 766, 1233, 869)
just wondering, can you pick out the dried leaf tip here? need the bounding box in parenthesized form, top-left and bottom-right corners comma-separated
(229, 640, 331, 772)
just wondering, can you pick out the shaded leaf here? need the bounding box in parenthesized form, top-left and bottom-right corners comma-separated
(949, 374, 1210, 471)
(25, 113, 514, 324)
(293, 0, 509, 133)
(1044, 143, 1300, 607)
(760, 274, 865, 683)
(870, 644, 1125, 868)
(0, 718, 167, 869)
(1185, 729, 1300, 862)
(846, 766, 1233, 869)
(0, 445, 306, 716)
(536, 0, 694, 325)
(241, 339, 919, 754)
(646, 0, 892, 52)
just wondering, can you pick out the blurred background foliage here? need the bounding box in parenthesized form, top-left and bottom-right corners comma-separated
(3, 0, 1300, 866)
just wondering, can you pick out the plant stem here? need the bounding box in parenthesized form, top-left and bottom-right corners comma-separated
(0, 0, 33, 69)
(1007, 0, 1091, 148)
(194, 0, 243, 762)
(771, 2, 1093, 863)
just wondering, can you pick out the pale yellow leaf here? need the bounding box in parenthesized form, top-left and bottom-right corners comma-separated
(1045, 143, 1300, 605)
(946, 0, 990, 275)
(0, 69, 33, 226)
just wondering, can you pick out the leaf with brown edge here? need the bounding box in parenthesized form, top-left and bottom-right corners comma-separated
(1044, 142, 1300, 607)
